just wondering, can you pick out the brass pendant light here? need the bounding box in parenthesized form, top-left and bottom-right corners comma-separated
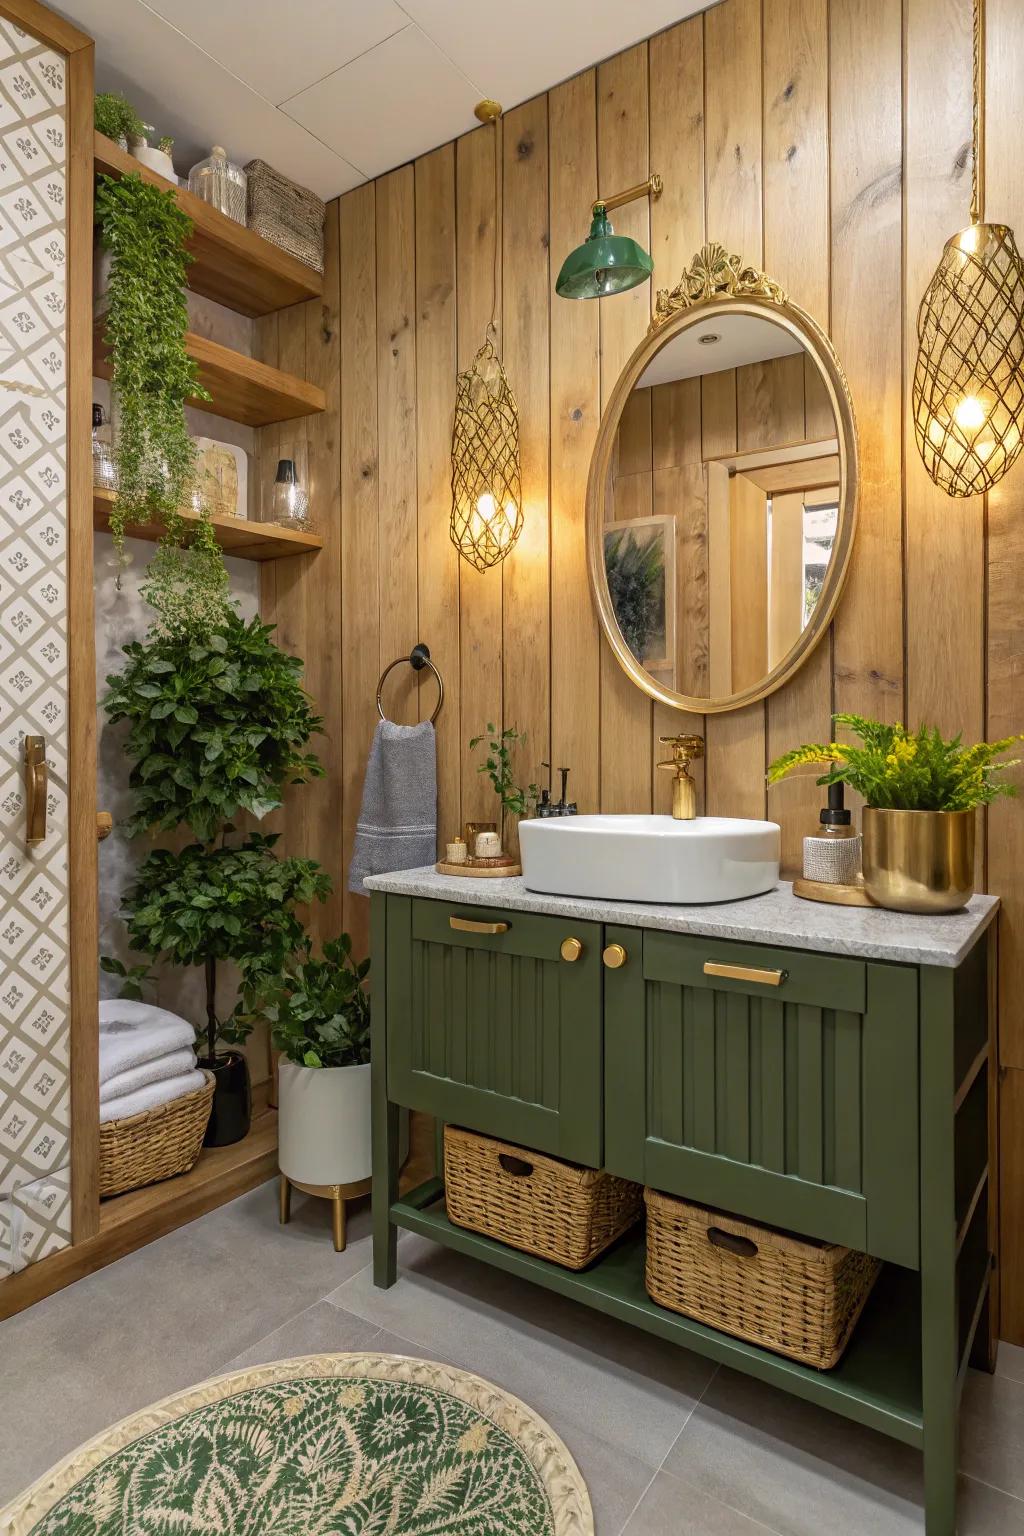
(912, 0, 1024, 498)
(450, 101, 524, 572)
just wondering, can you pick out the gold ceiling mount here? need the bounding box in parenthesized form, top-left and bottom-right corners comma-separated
(474, 99, 503, 123)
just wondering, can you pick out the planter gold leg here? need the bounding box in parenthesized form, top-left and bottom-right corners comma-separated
(279, 1173, 291, 1225)
(277, 1174, 372, 1250)
(332, 1192, 346, 1253)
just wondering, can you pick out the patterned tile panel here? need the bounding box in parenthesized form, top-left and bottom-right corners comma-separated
(0, 15, 69, 1265)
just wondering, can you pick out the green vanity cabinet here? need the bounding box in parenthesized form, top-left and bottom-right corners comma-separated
(602, 927, 920, 1268)
(384, 894, 604, 1165)
(368, 876, 998, 1536)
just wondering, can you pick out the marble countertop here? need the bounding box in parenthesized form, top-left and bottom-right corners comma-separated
(363, 868, 999, 967)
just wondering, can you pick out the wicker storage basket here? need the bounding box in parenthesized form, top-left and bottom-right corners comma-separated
(644, 1189, 881, 1369)
(444, 1125, 642, 1270)
(99, 1071, 215, 1199)
(244, 159, 325, 273)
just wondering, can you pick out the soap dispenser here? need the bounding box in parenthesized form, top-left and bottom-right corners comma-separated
(802, 782, 861, 886)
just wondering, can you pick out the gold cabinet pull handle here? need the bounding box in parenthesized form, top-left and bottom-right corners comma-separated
(24, 735, 47, 846)
(602, 943, 628, 969)
(450, 915, 510, 935)
(703, 960, 788, 987)
(560, 936, 583, 963)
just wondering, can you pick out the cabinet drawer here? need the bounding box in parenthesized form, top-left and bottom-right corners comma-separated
(386, 896, 603, 1166)
(605, 928, 919, 1268)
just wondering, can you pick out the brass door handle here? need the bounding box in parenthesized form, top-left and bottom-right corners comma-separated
(24, 735, 46, 846)
(602, 943, 628, 969)
(560, 937, 583, 962)
(703, 960, 787, 987)
(449, 915, 510, 935)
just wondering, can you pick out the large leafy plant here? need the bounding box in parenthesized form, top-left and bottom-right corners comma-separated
(769, 713, 1022, 812)
(95, 172, 209, 557)
(104, 610, 324, 843)
(256, 934, 370, 1070)
(118, 834, 331, 1062)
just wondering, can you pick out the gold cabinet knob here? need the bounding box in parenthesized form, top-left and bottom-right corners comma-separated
(560, 936, 583, 963)
(602, 943, 628, 969)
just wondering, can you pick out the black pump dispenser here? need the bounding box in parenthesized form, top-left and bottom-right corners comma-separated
(819, 781, 851, 829)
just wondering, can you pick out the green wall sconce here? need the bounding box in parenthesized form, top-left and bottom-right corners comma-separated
(556, 174, 663, 299)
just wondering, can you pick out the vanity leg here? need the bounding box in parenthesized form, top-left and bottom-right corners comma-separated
(372, 1100, 399, 1287)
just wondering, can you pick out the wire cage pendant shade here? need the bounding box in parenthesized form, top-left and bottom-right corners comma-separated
(912, 0, 1024, 497)
(913, 222, 1024, 496)
(450, 336, 524, 572)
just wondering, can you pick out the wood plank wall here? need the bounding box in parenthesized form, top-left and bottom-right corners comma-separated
(255, 0, 1024, 1342)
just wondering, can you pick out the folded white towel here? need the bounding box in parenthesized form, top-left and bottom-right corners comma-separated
(99, 1069, 208, 1125)
(100, 1046, 197, 1105)
(98, 1000, 196, 1085)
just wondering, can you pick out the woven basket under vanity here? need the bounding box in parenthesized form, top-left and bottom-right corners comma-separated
(644, 1188, 881, 1369)
(244, 159, 325, 273)
(444, 1126, 642, 1270)
(99, 1071, 215, 1199)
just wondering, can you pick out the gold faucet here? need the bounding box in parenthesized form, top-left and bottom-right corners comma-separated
(657, 734, 704, 820)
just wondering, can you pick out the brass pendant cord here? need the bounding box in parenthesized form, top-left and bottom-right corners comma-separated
(488, 115, 502, 344)
(971, 0, 985, 225)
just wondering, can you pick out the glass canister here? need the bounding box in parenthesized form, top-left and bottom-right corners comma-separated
(187, 146, 247, 226)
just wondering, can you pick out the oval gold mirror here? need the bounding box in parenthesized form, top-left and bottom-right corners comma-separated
(587, 244, 858, 714)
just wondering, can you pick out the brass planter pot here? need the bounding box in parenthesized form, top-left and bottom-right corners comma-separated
(861, 807, 975, 914)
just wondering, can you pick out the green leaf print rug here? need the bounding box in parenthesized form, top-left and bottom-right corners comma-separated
(0, 1353, 592, 1536)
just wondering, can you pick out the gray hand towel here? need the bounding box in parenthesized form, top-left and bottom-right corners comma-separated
(349, 719, 437, 894)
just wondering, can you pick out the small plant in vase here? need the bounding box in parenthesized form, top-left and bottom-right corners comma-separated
(469, 723, 539, 859)
(769, 713, 1022, 912)
(94, 91, 145, 147)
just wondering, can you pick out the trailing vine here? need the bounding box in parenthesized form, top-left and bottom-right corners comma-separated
(95, 172, 210, 563)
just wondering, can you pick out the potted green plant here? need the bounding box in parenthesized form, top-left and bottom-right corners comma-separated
(116, 835, 331, 1145)
(94, 90, 145, 149)
(256, 934, 374, 1190)
(769, 713, 1021, 912)
(469, 723, 539, 857)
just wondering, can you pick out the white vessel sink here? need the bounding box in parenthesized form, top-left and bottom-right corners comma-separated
(518, 815, 781, 905)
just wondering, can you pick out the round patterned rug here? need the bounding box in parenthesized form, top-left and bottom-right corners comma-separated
(0, 1353, 592, 1536)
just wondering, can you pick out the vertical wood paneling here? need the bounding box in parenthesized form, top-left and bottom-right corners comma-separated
(339, 184, 379, 953)
(763, 0, 831, 874)
(376, 166, 419, 726)
(550, 71, 601, 814)
(597, 43, 653, 812)
(415, 145, 460, 849)
(502, 96, 551, 803)
(457, 124, 503, 820)
(703, 0, 766, 818)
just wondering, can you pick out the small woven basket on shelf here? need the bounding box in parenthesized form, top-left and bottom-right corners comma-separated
(99, 1071, 215, 1199)
(644, 1189, 881, 1370)
(244, 159, 325, 273)
(444, 1125, 642, 1271)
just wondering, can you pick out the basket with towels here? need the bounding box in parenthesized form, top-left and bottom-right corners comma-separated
(99, 1001, 214, 1198)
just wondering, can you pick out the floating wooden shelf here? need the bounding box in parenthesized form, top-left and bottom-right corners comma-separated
(94, 132, 322, 317)
(92, 322, 325, 429)
(93, 488, 323, 561)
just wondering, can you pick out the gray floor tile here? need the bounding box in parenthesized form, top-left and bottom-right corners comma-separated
(329, 1233, 717, 1472)
(961, 1368, 1024, 1500)
(996, 1341, 1024, 1385)
(957, 1477, 1024, 1534)
(622, 1471, 782, 1535)
(0, 1181, 371, 1503)
(664, 1366, 925, 1535)
(220, 1299, 386, 1372)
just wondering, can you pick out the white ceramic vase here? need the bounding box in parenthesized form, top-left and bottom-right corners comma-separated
(278, 1060, 371, 1186)
(129, 140, 176, 182)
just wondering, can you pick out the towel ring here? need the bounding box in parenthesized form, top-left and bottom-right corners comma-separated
(376, 643, 444, 725)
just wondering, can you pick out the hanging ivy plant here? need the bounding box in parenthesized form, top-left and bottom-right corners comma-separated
(95, 171, 210, 558)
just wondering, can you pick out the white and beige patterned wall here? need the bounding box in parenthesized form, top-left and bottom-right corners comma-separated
(0, 15, 70, 1277)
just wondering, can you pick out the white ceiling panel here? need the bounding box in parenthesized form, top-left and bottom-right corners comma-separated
(396, 0, 722, 112)
(54, 0, 363, 199)
(282, 25, 481, 180)
(142, 0, 409, 108)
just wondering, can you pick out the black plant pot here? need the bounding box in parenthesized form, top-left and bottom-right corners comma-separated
(201, 1051, 251, 1148)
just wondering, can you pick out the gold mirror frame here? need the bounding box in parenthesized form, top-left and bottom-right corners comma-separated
(586, 243, 860, 715)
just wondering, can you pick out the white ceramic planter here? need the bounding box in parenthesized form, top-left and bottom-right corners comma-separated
(129, 141, 176, 181)
(278, 1060, 371, 1186)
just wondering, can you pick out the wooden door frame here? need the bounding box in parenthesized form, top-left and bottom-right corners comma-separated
(0, 0, 98, 1244)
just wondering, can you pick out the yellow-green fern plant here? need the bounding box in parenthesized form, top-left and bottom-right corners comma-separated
(768, 713, 1022, 812)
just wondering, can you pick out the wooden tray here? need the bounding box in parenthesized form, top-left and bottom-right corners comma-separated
(436, 859, 522, 879)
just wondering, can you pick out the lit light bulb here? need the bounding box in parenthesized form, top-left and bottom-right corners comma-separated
(953, 395, 987, 433)
(476, 491, 497, 522)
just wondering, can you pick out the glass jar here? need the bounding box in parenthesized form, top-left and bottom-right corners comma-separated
(187, 146, 247, 226)
(91, 403, 117, 491)
(270, 459, 312, 531)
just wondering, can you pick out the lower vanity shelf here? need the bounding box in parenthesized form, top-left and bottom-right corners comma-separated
(393, 1177, 926, 1446)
